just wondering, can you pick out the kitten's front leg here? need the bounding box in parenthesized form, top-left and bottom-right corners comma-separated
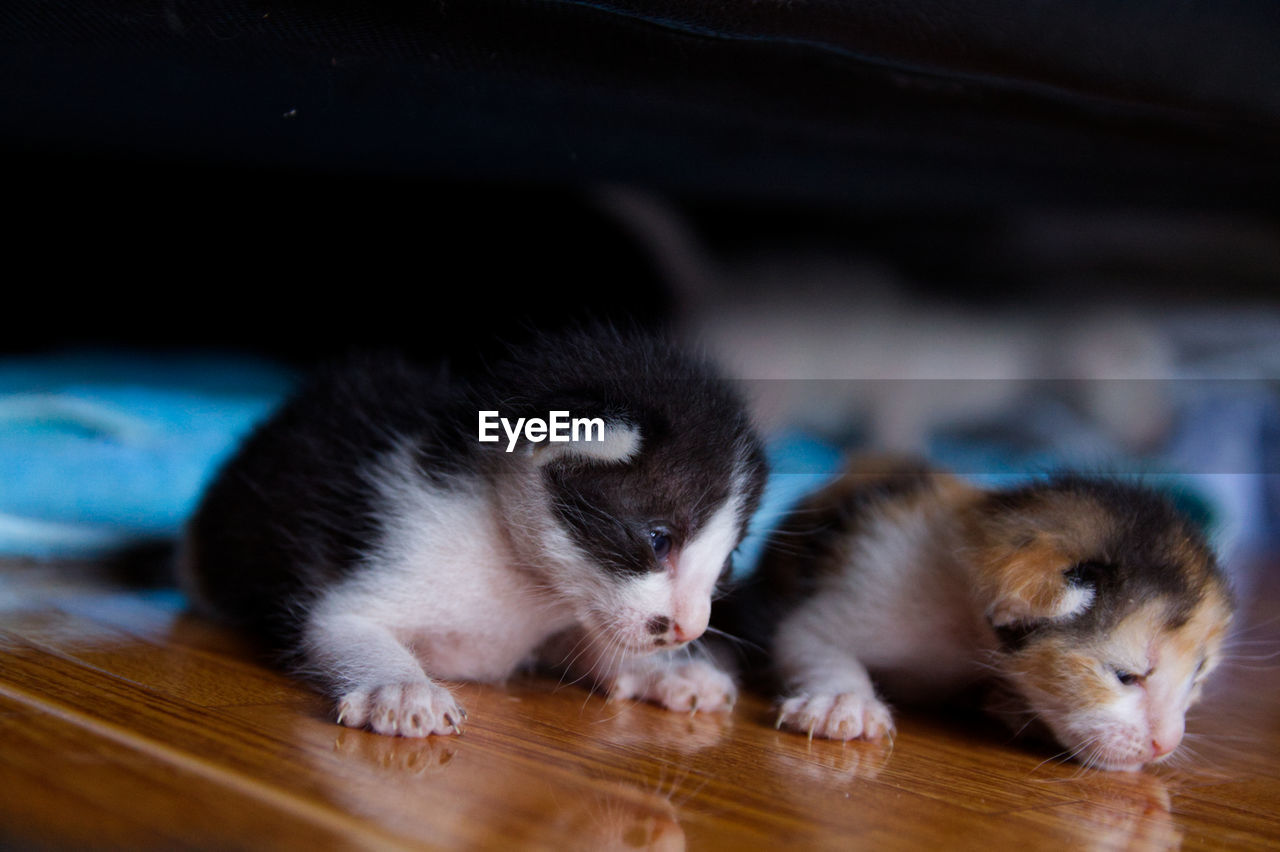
(546, 630, 737, 713)
(608, 650, 738, 714)
(773, 627, 894, 741)
(304, 609, 465, 738)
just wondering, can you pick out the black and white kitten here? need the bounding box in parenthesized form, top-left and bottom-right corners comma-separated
(179, 327, 767, 737)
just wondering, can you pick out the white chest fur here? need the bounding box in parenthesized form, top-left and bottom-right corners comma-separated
(776, 502, 991, 701)
(307, 453, 578, 683)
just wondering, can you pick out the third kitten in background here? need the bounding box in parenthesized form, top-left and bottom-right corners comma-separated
(722, 458, 1233, 771)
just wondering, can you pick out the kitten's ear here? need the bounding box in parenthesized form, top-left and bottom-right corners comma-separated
(979, 539, 1096, 628)
(531, 420, 642, 467)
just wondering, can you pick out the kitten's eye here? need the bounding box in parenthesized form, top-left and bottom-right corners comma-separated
(650, 529, 672, 561)
(1114, 668, 1142, 686)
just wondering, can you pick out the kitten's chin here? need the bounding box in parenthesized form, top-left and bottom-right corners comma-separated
(1093, 756, 1148, 773)
(1070, 737, 1158, 772)
(1048, 720, 1160, 772)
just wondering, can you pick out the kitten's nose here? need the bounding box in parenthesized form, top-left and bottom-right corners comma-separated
(1151, 717, 1184, 758)
(649, 618, 694, 644)
(648, 616, 702, 645)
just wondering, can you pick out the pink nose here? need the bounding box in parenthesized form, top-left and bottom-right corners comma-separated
(672, 623, 691, 643)
(1151, 737, 1179, 758)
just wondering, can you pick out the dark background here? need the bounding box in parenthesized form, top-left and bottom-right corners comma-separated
(7, 0, 1279, 368)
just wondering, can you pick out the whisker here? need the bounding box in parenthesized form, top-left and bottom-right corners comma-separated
(1027, 733, 1104, 780)
(700, 624, 765, 655)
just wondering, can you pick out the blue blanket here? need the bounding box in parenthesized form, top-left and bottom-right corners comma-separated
(0, 351, 296, 557)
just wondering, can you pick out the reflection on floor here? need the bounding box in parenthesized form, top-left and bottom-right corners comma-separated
(2, 557, 1278, 849)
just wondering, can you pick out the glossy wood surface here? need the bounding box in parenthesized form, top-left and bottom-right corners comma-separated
(2, 556, 1278, 850)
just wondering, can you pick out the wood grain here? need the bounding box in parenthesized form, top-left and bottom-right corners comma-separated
(1, 556, 1277, 850)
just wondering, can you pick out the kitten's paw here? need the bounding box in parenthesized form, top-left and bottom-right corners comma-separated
(611, 660, 737, 714)
(336, 681, 466, 738)
(776, 692, 894, 741)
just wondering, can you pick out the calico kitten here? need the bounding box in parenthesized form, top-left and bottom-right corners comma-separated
(179, 327, 767, 737)
(726, 458, 1232, 771)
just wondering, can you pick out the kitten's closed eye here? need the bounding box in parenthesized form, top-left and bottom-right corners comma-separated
(1113, 668, 1146, 686)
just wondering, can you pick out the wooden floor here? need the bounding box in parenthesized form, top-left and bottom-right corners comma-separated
(2, 556, 1278, 851)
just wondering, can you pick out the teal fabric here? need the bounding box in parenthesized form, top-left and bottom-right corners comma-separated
(0, 352, 296, 557)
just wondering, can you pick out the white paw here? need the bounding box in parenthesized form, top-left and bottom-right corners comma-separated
(776, 692, 894, 741)
(336, 681, 466, 738)
(612, 660, 737, 713)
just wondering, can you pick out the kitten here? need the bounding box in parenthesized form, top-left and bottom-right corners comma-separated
(599, 187, 1176, 453)
(179, 327, 767, 737)
(723, 457, 1233, 771)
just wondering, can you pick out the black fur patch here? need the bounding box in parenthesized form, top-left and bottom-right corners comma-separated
(993, 621, 1041, 652)
(1000, 475, 1226, 641)
(529, 329, 766, 579)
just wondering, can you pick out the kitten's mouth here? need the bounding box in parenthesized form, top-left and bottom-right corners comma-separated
(1072, 738, 1165, 772)
(591, 622, 669, 657)
(587, 612, 695, 656)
